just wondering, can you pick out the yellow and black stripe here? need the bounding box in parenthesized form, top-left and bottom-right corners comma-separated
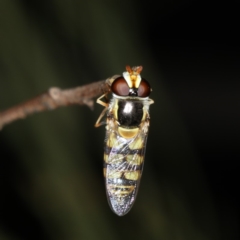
(103, 119, 148, 216)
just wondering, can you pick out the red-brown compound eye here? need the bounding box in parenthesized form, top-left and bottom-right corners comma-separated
(111, 77, 129, 96)
(138, 78, 151, 97)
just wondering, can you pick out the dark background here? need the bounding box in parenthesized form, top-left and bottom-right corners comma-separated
(0, 1, 239, 239)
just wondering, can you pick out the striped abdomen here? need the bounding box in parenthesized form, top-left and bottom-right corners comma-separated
(104, 130, 146, 216)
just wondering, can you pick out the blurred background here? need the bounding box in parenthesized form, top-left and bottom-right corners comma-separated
(0, 1, 239, 239)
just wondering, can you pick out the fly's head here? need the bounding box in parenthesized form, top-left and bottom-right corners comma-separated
(111, 66, 151, 98)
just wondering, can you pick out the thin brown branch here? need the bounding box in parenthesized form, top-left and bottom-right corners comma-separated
(0, 77, 118, 130)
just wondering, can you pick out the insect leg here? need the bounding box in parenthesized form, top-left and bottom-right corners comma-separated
(96, 93, 109, 107)
(149, 98, 154, 105)
(95, 107, 109, 127)
(95, 94, 109, 127)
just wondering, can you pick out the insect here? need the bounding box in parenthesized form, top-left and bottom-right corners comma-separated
(95, 66, 154, 216)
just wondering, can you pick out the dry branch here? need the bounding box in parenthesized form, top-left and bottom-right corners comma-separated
(0, 77, 118, 130)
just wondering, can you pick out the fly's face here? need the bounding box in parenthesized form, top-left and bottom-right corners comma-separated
(95, 66, 154, 216)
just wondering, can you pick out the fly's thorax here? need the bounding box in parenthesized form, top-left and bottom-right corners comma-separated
(110, 96, 149, 139)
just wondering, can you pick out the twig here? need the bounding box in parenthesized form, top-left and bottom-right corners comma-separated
(0, 76, 118, 130)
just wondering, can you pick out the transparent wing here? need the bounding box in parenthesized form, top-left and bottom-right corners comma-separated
(103, 117, 149, 216)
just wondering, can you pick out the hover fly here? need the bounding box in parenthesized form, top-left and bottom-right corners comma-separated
(95, 66, 154, 216)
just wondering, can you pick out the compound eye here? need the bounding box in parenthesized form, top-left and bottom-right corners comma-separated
(138, 78, 151, 97)
(111, 77, 129, 96)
